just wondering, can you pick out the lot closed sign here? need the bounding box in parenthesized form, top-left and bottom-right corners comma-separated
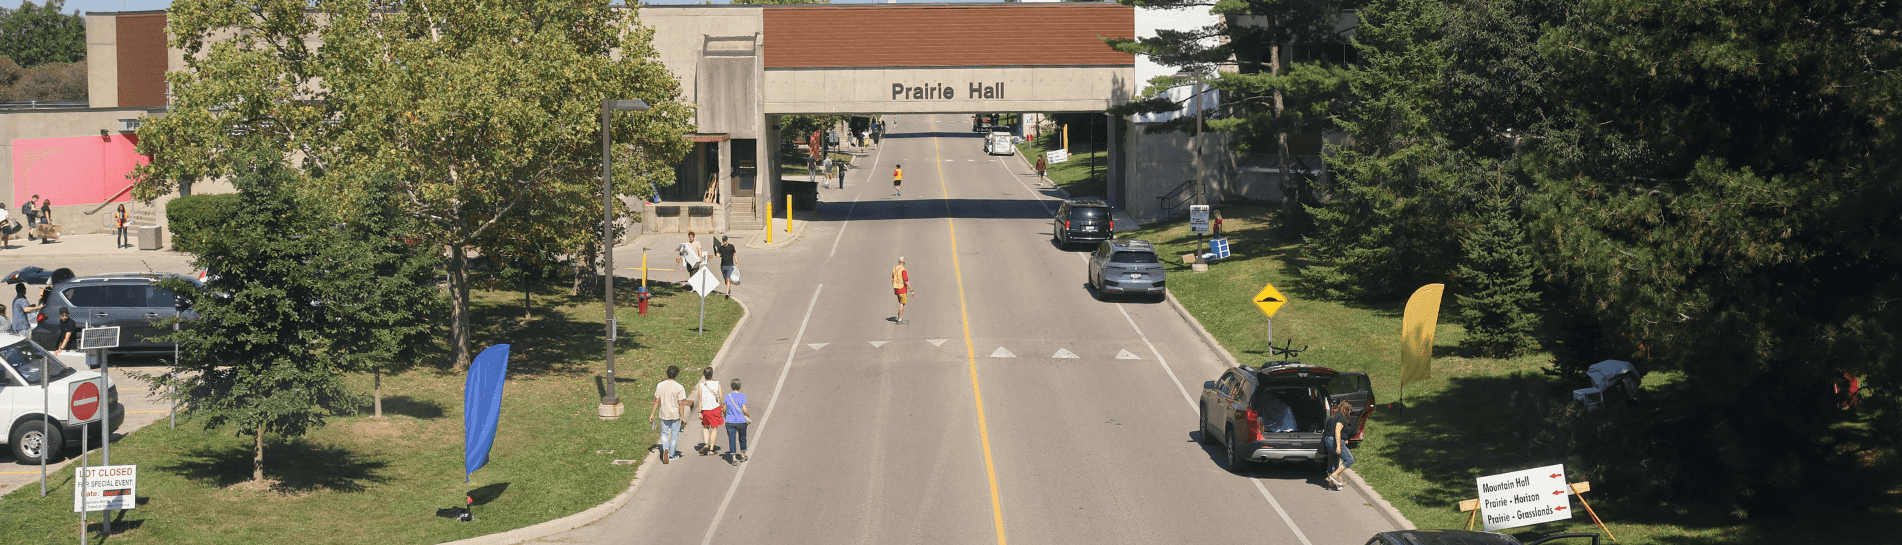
(73, 465, 137, 512)
(1476, 464, 1570, 531)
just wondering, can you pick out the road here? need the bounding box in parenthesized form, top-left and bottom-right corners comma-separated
(546, 114, 1404, 544)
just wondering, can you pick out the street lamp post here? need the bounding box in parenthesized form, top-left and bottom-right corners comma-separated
(600, 98, 650, 420)
(1174, 70, 1207, 206)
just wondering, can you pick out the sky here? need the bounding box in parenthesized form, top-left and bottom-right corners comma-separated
(1, 0, 1005, 15)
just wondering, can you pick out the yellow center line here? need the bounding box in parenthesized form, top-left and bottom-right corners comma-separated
(934, 129, 1007, 545)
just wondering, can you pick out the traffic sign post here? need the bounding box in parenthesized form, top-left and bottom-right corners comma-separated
(1253, 282, 1288, 344)
(1188, 205, 1211, 235)
(1474, 464, 1572, 532)
(687, 266, 719, 334)
(70, 378, 104, 544)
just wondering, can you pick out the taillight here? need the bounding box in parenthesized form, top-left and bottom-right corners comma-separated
(1245, 409, 1262, 441)
(1109, 219, 1115, 230)
(1064, 220, 1071, 229)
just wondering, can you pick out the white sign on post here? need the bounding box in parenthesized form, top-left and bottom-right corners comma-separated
(1188, 205, 1211, 234)
(1476, 464, 1572, 531)
(1046, 149, 1070, 164)
(688, 266, 719, 298)
(73, 465, 137, 512)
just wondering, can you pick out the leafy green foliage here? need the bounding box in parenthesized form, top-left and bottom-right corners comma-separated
(164, 193, 242, 255)
(151, 143, 442, 483)
(132, 0, 696, 369)
(0, 0, 83, 68)
(1454, 199, 1536, 357)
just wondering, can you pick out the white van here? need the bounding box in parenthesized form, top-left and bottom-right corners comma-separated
(985, 131, 1015, 156)
(0, 332, 123, 464)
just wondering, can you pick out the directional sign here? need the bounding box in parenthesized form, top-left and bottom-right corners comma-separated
(687, 266, 719, 298)
(74, 465, 137, 512)
(1253, 282, 1288, 318)
(1047, 149, 1070, 164)
(1477, 464, 1572, 531)
(69, 379, 102, 424)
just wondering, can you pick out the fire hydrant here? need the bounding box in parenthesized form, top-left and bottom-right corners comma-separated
(636, 285, 651, 316)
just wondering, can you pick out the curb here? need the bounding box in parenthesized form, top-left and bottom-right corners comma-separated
(1161, 290, 1415, 532)
(444, 291, 753, 544)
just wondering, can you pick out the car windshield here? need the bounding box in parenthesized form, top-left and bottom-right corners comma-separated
(1110, 251, 1158, 264)
(2, 340, 71, 384)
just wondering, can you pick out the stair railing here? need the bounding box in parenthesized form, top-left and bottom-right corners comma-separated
(1156, 179, 1203, 220)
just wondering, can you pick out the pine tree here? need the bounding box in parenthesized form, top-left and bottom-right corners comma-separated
(1455, 198, 1536, 357)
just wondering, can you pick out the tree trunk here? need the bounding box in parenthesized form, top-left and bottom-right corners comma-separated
(523, 273, 532, 321)
(448, 244, 474, 371)
(373, 368, 384, 419)
(571, 240, 597, 297)
(1273, 42, 1292, 216)
(252, 422, 265, 483)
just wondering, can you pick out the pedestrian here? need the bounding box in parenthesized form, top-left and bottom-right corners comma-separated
(20, 195, 37, 241)
(0, 202, 11, 249)
(836, 160, 846, 189)
(648, 365, 690, 464)
(10, 283, 41, 336)
(676, 231, 705, 281)
(717, 236, 738, 297)
(821, 156, 833, 189)
(55, 307, 80, 351)
(1035, 155, 1048, 186)
(694, 367, 724, 456)
(1324, 400, 1355, 490)
(892, 256, 913, 324)
(1212, 210, 1225, 238)
(723, 377, 750, 465)
(38, 198, 50, 226)
(893, 164, 903, 197)
(114, 204, 130, 248)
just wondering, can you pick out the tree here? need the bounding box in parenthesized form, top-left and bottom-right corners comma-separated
(151, 143, 439, 483)
(1454, 196, 1536, 357)
(132, 0, 696, 370)
(0, 0, 83, 68)
(1, 60, 85, 101)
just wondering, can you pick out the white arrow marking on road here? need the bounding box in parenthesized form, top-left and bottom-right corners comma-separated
(1116, 349, 1141, 360)
(807, 343, 829, 351)
(1052, 348, 1079, 359)
(991, 347, 1015, 358)
(927, 339, 948, 347)
(869, 341, 889, 348)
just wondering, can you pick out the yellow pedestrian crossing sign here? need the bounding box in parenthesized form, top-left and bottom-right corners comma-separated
(1254, 283, 1288, 318)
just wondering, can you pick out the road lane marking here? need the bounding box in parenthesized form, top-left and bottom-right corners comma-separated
(936, 132, 1010, 545)
(1052, 348, 1079, 359)
(700, 284, 825, 545)
(928, 339, 948, 346)
(868, 341, 888, 348)
(826, 139, 881, 258)
(990, 347, 1015, 358)
(1117, 349, 1141, 360)
(807, 343, 828, 350)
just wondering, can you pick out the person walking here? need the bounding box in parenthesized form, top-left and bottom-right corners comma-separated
(717, 236, 738, 297)
(55, 307, 80, 351)
(648, 366, 690, 464)
(1035, 155, 1048, 186)
(1324, 400, 1355, 490)
(722, 377, 751, 465)
(676, 231, 705, 282)
(9, 283, 40, 336)
(821, 156, 834, 189)
(20, 195, 37, 241)
(0, 202, 11, 249)
(892, 164, 904, 197)
(114, 204, 131, 248)
(694, 367, 724, 456)
(836, 160, 847, 189)
(892, 256, 913, 324)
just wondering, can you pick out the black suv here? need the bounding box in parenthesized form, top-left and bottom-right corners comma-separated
(1052, 199, 1113, 248)
(31, 273, 199, 352)
(1199, 355, 1374, 472)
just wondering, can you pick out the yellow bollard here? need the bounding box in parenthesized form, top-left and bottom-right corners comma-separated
(642, 253, 648, 288)
(766, 201, 774, 244)
(786, 194, 793, 233)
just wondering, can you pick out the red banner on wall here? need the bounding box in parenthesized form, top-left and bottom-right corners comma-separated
(11, 135, 148, 207)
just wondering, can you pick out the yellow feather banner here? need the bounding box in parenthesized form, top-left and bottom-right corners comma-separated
(1400, 283, 1445, 388)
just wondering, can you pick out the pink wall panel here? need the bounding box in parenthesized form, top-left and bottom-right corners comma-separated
(11, 135, 146, 208)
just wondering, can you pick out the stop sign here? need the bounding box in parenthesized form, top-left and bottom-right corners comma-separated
(70, 380, 102, 423)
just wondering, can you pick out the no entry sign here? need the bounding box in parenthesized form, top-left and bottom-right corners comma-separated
(69, 380, 102, 424)
(1476, 464, 1572, 531)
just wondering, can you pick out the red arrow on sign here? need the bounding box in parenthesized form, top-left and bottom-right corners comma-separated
(1555, 506, 1568, 512)
(71, 381, 101, 422)
(1550, 474, 1562, 478)
(1553, 490, 1567, 495)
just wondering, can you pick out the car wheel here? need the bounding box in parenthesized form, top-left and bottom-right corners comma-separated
(1198, 403, 1215, 445)
(10, 420, 64, 465)
(1226, 427, 1248, 474)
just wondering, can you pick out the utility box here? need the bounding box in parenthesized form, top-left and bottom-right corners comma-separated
(138, 225, 164, 250)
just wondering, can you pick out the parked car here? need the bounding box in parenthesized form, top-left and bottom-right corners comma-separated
(1198, 354, 1373, 472)
(1053, 198, 1113, 248)
(1365, 530, 1600, 545)
(31, 272, 200, 353)
(0, 331, 123, 463)
(1087, 238, 1166, 300)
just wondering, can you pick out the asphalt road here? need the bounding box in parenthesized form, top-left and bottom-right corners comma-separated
(544, 114, 1405, 545)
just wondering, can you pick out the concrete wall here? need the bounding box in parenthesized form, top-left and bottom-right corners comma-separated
(641, 6, 763, 111)
(1118, 124, 1240, 224)
(764, 66, 1133, 115)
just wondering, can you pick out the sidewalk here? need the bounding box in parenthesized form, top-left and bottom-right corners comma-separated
(0, 233, 178, 259)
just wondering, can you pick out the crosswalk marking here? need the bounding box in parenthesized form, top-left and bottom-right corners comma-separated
(807, 343, 829, 350)
(1052, 348, 1079, 359)
(991, 347, 1015, 358)
(928, 339, 949, 347)
(1116, 349, 1141, 360)
(869, 341, 889, 348)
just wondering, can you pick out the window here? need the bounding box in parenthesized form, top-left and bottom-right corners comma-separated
(1068, 207, 1105, 220)
(104, 285, 148, 307)
(147, 288, 179, 309)
(0, 342, 67, 384)
(1110, 251, 1159, 264)
(63, 286, 106, 307)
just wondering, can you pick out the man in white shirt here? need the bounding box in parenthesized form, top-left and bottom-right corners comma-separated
(649, 366, 690, 464)
(676, 231, 705, 281)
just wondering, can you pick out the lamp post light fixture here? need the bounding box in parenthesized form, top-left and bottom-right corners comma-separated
(1172, 70, 1207, 206)
(599, 98, 649, 420)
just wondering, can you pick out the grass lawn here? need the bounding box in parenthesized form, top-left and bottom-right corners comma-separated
(1016, 139, 1107, 199)
(0, 279, 741, 545)
(1124, 206, 1901, 544)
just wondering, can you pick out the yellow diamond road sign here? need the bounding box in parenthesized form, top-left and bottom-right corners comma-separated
(1254, 283, 1288, 318)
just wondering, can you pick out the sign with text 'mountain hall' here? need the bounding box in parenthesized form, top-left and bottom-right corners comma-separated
(1476, 464, 1572, 531)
